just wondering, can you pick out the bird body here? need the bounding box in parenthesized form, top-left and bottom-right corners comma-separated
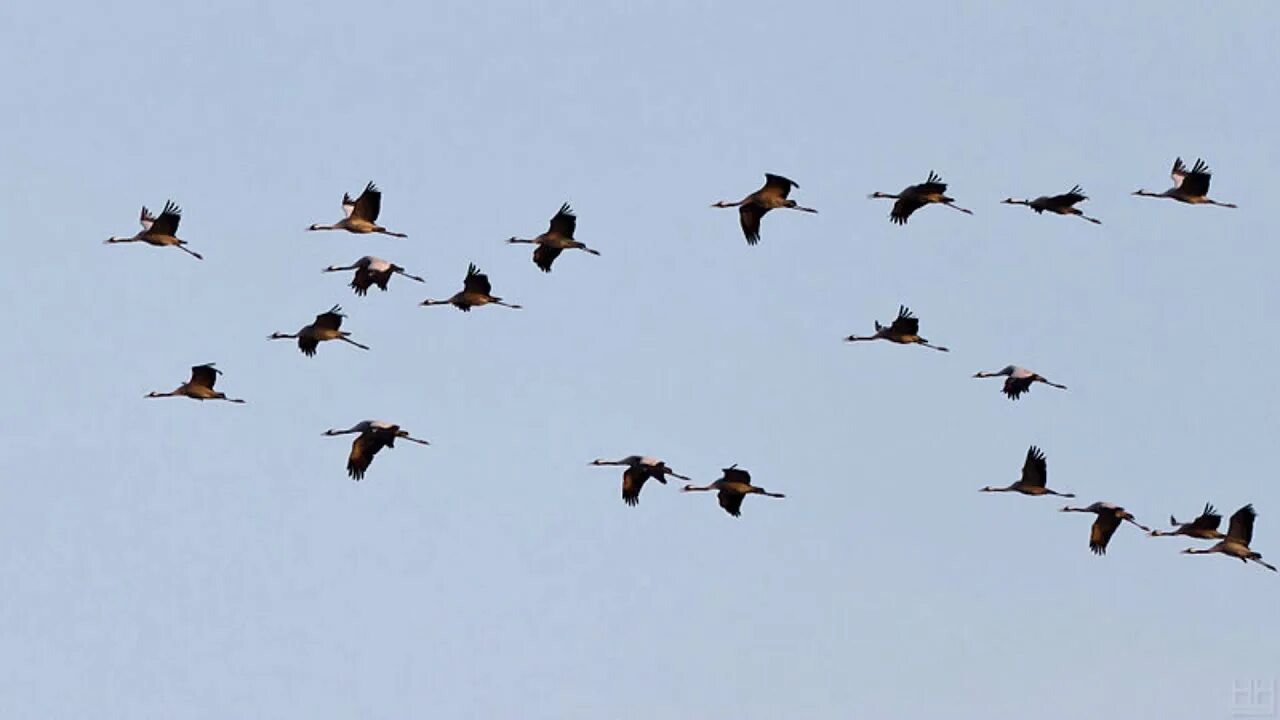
(712, 173, 817, 245)
(323, 420, 429, 480)
(1181, 504, 1276, 571)
(590, 455, 690, 506)
(323, 256, 425, 296)
(845, 305, 949, 351)
(105, 201, 203, 259)
(682, 465, 784, 517)
(1061, 502, 1151, 555)
(980, 445, 1073, 497)
(421, 263, 521, 311)
(308, 182, 409, 236)
(1134, 158, 1237, 207)
(870, 171, 972, 225)
(145, 363, 244, 403)
(1002, 185, 1101, 224)
(269, 305, 370, 356)
(508, 203, 600, 272)
(973, 365, 1067, 401)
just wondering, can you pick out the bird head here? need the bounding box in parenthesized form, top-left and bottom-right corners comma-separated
(1000, 198, 1018, 204)
(1179, 548, 1196, 555)
(978, 486, 995, 492)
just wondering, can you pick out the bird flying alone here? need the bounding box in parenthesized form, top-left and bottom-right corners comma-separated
(973, 365, 1066, 401)
(869, 171, 972, 225)
(1002, 185, 1101, 224)
(712, 173, 817, 245)
(269, 305, 370, 356)
(682, 464, 785, 517)
(105, 201, 202, 259)
(590, 456, 690, 507)
(1060, 502, 1151, 556)
(1180, 504, 1276, 572)
(323, 256, 425, 296)
(980, 445, 1073, 497)
(844, 305, 949, 351)
(1133, 157, 1237, 208)
(508, 203, 600, 272)
(145, 363, 245, 403)
(420, 264, 521, 311)
(307, 181, 410, 236)
(323, 420, 430, 481)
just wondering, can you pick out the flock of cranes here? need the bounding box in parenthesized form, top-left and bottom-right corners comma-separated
(116, 158, 1271, 569)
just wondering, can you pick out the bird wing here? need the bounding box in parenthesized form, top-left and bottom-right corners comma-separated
(621, 466, 647, 507)
(1020, 445, 1047, 488)
(1051, 187, 1087, 207)
(189, 363, 220, 390)
(1180, 159, 1212, 196)
(313, 306, 345, 331)
(532, 244, 562, 273)
(341, 192, 356, 217)
(139, 206, 156, 231)
(886, 305, 920, 336)
(463, 264, 493, 295)
(1090, 513, 1122, 555)
(548, 203, 576, 239)
(150, 201, 182, 236)
(1003, 376, 1032, 400)
(763, 173, 798, 198)
(298, 336, 319, 357)
(919, 171, 948, 194)
(1170, 158, 1189, 188)
(738, 204, 766, 245)
(353, 182, 382, 222)
(717, 489, 745, 517)
(889, 196, 926, 225)
(1227, 504, 1257, 545)
(1189, 504, 1222, 532)
(722, 466, 751, 484)
(347, 431, 388, 480)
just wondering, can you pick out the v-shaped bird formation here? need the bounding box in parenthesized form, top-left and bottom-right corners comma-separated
(118, 159, 1269, 571)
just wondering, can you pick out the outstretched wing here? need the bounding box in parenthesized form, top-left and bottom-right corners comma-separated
(548, 203, 576, 239)
(1180, 159, 1213, 197)
(314, 305, 345, 331)
(1090, 513, 1122, 555)
(189, 363, 220, 390)
(139, 206, 156, 231)
(886, 305, 920, 336)
(739, 203, 767, 245)
(1003, 376, 1032, 400)
(463, 263, 493, 295)
(150, 201, 182, 236)
(347, 431, 389, 481)
(763, 173, 798, 198)
(1189, 504, 1222, 532)
(532, 244, 562, 273)
(919, 171, 948, 195)
(1227, 504, 1257, 545)
(1020, 445, 1047, 488)
(1170, 157, 1189, 188)
(1051, 186, 1087, 207)
(717, 489, 745, 517)
(722, 466, 751, 484)
(352, 182, 383, 222)
(890, 196, 926, 225)
(621, 466, 647, 507)
(341, 192, 357, 217)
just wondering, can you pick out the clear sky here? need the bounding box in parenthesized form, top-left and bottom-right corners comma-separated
(2, 2, 1278, 718)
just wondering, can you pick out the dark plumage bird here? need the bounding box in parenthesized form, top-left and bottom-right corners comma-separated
(322, 420, 430, 481)
(323, 256, 425, 296)
(1060, 502, 1151, 556)
(869, 171, 972, 225)
(979, 445, 1074, 497)
(269, 305, 370, 356)
(145, 363, 245, 403)
(681, 465, 785, 517)
(844, 305, 949, 352)
(507, 203, 600, 272)
(1150, 503, 1225, 539)
(712, 173, 817, 245)
(307, 181, 410, 236)
(589, 456, 690, 507)
(1181, 504, 1276, 571)
(1002, 185, 1101, 224)
(105, 201, 202, 259)
(1134, 158, 1237, 208)
(420, 264, 522, 311)
(972, 365, 1067, 401)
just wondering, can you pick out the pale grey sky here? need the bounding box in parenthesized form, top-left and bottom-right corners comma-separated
(1, 2, 1278, 718)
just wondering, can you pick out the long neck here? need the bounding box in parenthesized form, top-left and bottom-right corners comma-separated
(684, 484, 715, 492)
(270, 332, 298, 339)
(1183, 547, 1212, 555)
(712, 200, 743, 208)
(871, 192, 899, 199)
(308, 223, 337, 231)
